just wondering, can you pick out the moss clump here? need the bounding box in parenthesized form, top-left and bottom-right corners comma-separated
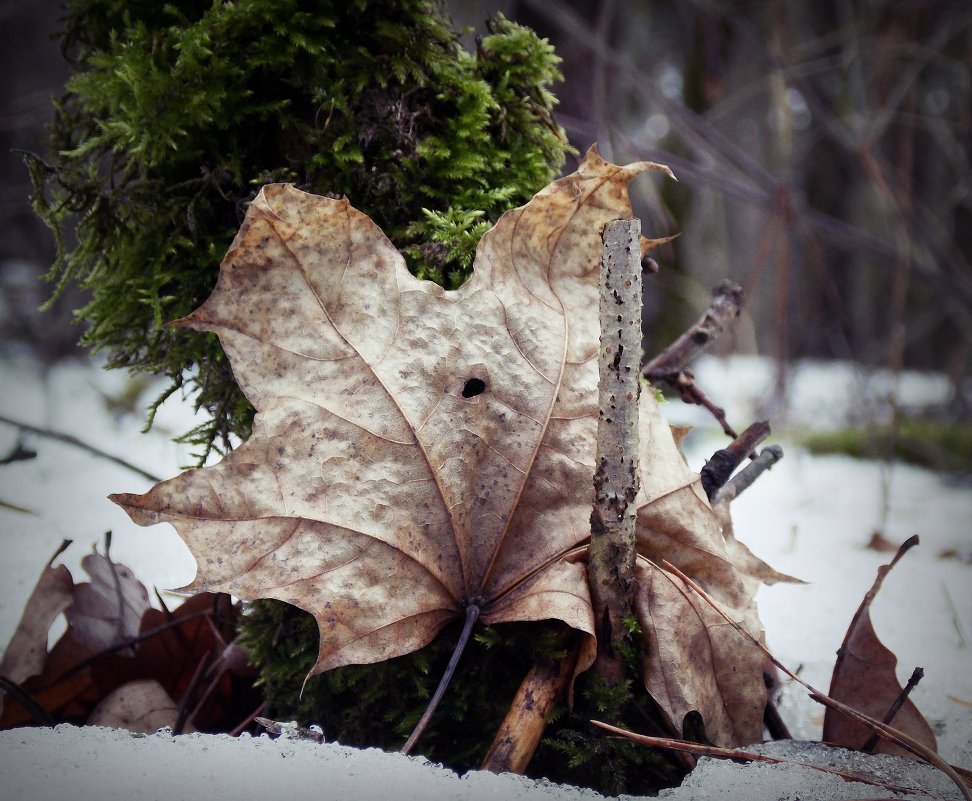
(29, 0, 568, 461)
(800, 417, 972, 472)
(240, 599, 682, 794)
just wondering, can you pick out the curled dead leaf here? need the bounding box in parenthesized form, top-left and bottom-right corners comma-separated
(823, 535, 937, 757)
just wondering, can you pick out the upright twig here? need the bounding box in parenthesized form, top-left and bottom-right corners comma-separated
(588, 218, 642, 685)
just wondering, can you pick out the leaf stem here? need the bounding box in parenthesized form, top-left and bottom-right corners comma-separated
(401, 603, 480, 755)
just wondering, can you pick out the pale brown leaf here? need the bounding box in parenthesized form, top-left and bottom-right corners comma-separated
(111, 147, 673, 677)
(634, 557, 765, 747)
(88, 679, 192, 734)
(66, 552, 151, 654)
(0, 560, 73, 715)
(110, 147, 781, 748)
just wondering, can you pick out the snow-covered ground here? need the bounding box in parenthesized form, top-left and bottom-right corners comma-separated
(0, 354, 970, 799)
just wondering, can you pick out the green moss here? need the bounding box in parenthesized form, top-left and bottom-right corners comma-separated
(239, 599, 682, 794)
(238, 599, 563, 766)
(800, 417, 972, 472)
(29, 0, 569, 462)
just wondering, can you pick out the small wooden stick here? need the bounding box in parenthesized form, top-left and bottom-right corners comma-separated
(481, 632, 581, 774)
(713, 445, 783, 505)
(700, 421, 770, 499)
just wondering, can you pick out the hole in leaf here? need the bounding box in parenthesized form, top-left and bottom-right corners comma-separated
(461, 377, 486, 398)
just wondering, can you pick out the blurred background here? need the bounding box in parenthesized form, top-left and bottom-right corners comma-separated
(2, 0, 970, 420)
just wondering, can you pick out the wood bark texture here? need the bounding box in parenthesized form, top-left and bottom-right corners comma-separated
(480, 631, 580, 774)
(588, 217, 642, 684)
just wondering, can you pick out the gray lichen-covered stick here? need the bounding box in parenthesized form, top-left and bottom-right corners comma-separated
(588, 217, 642, 685)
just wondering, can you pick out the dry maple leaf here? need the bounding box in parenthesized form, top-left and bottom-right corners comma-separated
(111, 148, 779, 746)
(112, 147, 672, 676)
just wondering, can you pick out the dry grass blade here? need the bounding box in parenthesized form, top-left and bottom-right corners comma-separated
(660, 559, 972, 801)
(590, 719, 937, 797)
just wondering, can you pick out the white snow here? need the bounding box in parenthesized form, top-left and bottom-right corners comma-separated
(0, 727, 964, 801)
(0, 353, 970, 799)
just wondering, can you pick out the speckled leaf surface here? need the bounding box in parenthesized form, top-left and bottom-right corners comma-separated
(111, 148, 778, 746)
(112, 148, 669, 675)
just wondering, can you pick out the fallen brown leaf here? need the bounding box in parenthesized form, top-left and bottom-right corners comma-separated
(88, 678, 191, 734)
(0, 543, 74, 717)
(0, 543, 257, 733)
(110, 147, 785, 747)
(824, 535, 937, 757)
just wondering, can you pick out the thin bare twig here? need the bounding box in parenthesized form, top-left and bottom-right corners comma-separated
(860, 667, 925, 755)
(49, 609, 214, 682)
(641, 280, 744, 379)
(0, 413, 161, 483)
(229, 702, 267, 737)
(0, 674, 55, 726)
(174, 652, 212, 735)
(590, 720, 935, 797)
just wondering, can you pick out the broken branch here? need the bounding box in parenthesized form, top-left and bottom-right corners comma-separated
(712, 444, 783, 505)
(700, 422, 771, 500)
(641, 280, 744, 378)
(481, 629, 581, 774)
(640, 280, 745, 437)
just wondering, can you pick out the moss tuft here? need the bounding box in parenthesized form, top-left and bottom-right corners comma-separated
(239, 599, 682, 794)
(29, 0, 569, 462)
(800, 416, 972, 472)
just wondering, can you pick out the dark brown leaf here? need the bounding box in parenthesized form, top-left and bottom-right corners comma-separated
(823, 535, 937, 757)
